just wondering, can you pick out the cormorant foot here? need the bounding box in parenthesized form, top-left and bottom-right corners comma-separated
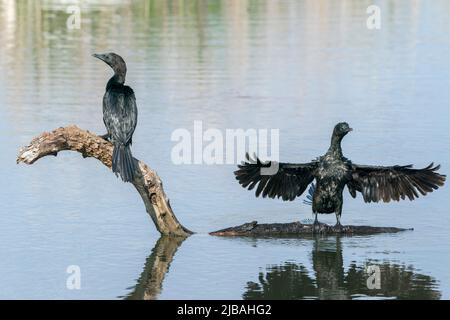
(312, 221, 322, 233)
(332, 223, 348, 233)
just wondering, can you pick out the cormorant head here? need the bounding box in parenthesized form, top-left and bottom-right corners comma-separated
(92, 52, 127, 83)
(333, 122, 353, 137)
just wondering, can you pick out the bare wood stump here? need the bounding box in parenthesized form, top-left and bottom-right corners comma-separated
(210, 221, 412, 236)
(16, 125, 192, 237)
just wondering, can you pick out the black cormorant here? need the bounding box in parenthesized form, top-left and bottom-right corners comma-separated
(235, 122, 446, 230)
(93, 52, 138, 182)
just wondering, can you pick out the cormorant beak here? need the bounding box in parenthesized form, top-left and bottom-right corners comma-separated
(347, 128, 353, 132)
(92, 53, 106, 62)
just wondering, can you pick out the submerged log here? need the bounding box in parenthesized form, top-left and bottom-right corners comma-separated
(16, 125, 192, 237)
(210, 221, 412, 236)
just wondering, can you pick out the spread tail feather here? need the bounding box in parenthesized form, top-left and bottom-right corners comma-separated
(303, 183, 316, 205)
(112, 144, 137, 182)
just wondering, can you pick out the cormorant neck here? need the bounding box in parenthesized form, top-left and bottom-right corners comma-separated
(106, 73, 126, 90)
(328, 133, 344, 157)
(112, 72, 126, 85)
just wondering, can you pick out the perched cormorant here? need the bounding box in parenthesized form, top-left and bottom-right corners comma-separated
(93, 52, 138, 182)
(235, 122, 446, 230)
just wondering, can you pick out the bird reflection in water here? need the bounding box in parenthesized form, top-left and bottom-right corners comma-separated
(243, 237, 441, 300)
(122, 235, 440, 300)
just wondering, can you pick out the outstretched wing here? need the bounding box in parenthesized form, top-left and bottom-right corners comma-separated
(348, 163, 445, 203)
(103, 85, 138, 145)
(234, 153, 317, 201)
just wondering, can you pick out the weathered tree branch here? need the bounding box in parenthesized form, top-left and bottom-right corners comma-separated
(16, 125, 192, 237)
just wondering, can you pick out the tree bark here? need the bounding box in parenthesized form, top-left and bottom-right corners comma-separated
(16, 125, 192, 237)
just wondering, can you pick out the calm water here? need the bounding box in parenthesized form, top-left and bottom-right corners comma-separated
(0, 0, 449, 299)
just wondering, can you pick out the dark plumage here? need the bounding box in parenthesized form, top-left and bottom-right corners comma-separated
(235, 122, 446, 230)
(93, 52, 138, 182)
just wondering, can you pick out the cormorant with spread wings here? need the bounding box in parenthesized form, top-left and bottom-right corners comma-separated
(235, 122, 445, 230)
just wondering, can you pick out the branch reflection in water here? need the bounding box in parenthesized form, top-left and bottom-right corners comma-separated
(123, 236, 187, 300)
(121, 235, 440, 300)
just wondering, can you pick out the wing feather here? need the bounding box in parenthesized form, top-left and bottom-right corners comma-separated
(234, 153, 316, 201)
(103, 85, 137, 145)
(348, 163, 445, 203)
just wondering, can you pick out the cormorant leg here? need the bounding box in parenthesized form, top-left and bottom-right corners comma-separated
(313, 212, 321, 233)
(333, 204, 346, 232)
(335, 213, 342, 227)
(99, 133, 110, 141)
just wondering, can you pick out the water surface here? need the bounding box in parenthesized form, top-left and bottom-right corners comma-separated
(0, 0, 449, 299)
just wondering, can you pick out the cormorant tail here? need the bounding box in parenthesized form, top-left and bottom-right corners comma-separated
(303, 183, 316, 205)
(112, 144, 137, 182)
